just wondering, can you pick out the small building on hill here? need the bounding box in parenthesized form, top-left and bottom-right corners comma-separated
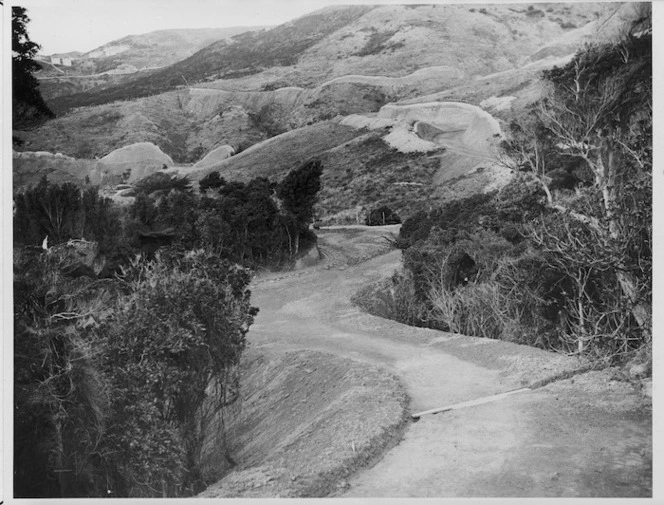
(50, 56, 73, 67)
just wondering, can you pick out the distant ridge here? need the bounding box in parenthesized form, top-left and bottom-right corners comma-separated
(46, 3, 629, 115)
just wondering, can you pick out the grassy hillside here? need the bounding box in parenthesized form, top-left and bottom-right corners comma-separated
(46, 3, 616, 115)
(38, 27, 268, 78)
(37, 27, 270, 102)
(15, 3, 647, 227)
(184, 119, 500, 224)
(188, 120, 366, 182)
(14, 90, 269, 163)
(47, 6, 374, 114)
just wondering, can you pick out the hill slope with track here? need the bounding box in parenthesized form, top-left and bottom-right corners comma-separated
(14, 3, 647, 224)
(44, 3, 618, 114)
(37, 27, 270, 101)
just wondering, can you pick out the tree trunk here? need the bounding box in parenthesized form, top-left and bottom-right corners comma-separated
(616, 270, 651, 332)
(577, 146, 651, 335)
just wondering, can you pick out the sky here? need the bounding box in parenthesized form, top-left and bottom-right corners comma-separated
(12, 0, 446, 55)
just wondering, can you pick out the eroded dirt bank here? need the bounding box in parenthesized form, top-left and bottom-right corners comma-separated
(199, 349, 408, 498)
(201, 226, 651, 498)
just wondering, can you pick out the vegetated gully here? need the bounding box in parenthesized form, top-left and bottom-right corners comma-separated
(245, 226, 651, 497)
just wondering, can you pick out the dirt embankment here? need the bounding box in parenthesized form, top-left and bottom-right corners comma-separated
(199, 349, 408, 498)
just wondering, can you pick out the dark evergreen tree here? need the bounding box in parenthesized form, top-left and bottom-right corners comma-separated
(12, 7, 54, 128)
(276, 159, 323, 227)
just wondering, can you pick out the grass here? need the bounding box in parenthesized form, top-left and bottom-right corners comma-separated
(316, 132, 441, 222)
(354, 30, 402, 57)
(48, 6, 375, 114)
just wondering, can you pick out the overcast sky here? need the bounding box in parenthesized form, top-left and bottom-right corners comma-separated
(13, 0, 450, 55)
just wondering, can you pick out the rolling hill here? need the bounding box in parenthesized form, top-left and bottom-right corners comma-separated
(14, 2, 648, 224)
(36, 27, 270, 101)
(45, 3, 616, 114)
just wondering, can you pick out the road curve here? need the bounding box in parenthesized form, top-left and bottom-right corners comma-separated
(247, 227, 651, 497)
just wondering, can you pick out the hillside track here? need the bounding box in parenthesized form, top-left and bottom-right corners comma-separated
(245, 226, 651, 498)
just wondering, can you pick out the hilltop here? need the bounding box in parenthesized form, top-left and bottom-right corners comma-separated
(45, 3, 616, 114)
(36, 26, 269, 101)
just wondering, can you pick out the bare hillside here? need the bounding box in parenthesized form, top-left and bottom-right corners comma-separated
(44, 3, 615, 114)
(14, 2, 648, 225)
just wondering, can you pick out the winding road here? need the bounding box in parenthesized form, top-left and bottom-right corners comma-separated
(245, 225, 651, 497)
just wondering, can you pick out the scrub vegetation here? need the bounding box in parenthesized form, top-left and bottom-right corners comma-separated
(354, 28, 652, 368)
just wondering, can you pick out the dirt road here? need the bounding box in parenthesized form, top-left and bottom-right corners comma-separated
(210, 225, 651, 497)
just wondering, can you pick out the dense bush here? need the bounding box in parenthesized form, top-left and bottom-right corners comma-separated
(14, 176, 123, 255)
(14, 245, 123, 497)
(133, 172, 192, 196)
(365, 206, 401, 226)
(198, 171, 226, 192)
(129, 160, 323, 266)
(249, 103, 289, 138)
(14, 245, 257, 498)
(14, 161, 325, 496)
(354, 30, 403, 56)
(98, 250, 256, 496)
(367, 29, 652, 366)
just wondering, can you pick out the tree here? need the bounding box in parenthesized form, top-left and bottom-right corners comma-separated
(14, 177, 122, 254)
(500, 29, 652, 361)
(277, 160, 323, 226)
(276, 160, 323, 254)
(12, 7, 54, 128)
(365, 205, 401, 226)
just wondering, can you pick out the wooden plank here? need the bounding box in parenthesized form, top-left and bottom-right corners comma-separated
(411, 387, 531, 419)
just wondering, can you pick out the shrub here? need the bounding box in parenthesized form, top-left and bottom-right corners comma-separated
(199, 172, 226, 192)
(13, 246, 122, 497)
(134, 172, 192, 196)
(98, 249, 257, 496)
(13, 177, 123, 254)
(365, 205, 401, 226)
(525, 7, 544, 17)
(354, 30, 401, 56)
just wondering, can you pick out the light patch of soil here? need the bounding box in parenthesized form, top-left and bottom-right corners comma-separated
(198, 348, 408, 498)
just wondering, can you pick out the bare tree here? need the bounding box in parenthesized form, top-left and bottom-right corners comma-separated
(499, 31, 652, 356)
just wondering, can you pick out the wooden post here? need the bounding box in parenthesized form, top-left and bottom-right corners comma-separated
(411, 387, 531, 419)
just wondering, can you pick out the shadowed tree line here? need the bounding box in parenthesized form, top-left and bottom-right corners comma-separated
(13, 159, 323, 497)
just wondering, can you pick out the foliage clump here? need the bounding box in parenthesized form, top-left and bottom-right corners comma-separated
(358, 28, 652, 367)
(99, 250, 256, 496)
(12, 7, 54, 128)
(14, 245, 257, 497)
(365, 206, 402, 226)
(14, 176, 123, 255)
(14, 160, 325, 497)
